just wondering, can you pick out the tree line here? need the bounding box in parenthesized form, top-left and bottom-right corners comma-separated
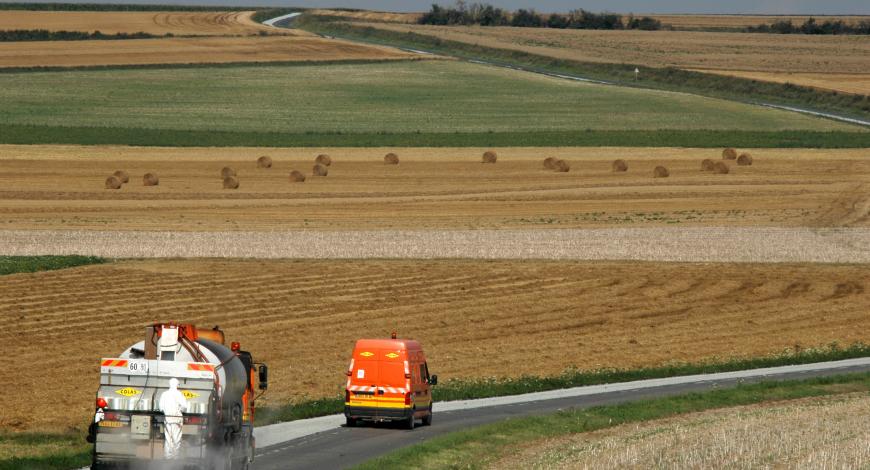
(747, 17, 870, 35)
(0, 29, 160, 41)
(419, 2, 661, 30)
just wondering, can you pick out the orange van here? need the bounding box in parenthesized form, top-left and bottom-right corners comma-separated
(344, 334, 437, 429)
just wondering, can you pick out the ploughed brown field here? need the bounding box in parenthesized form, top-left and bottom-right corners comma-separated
(0, 10, 279, 36)
(0, 36, 417, 68)
(0, 145, 867, 231)
(350, 21, 870, 94)
(1, 259, 867, 431)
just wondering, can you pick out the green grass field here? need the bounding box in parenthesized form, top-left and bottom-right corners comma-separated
(0, 61, 861, 140)
(0, 256, 105, 275)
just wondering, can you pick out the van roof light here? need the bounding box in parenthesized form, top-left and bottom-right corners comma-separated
(391, 331, 397, 339)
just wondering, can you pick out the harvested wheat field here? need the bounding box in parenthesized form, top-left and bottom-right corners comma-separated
(310, 8, 421, 23)
(0, 10, 283, 36)
(688, 69, 870, 96)
(0, 145, 867, 231)
(0, 259, 867, 432)
(649, 14, 870, 30)
(0, 36, 417, 68)
(501, 393, 870, 469)
(355, 22, 870, 93)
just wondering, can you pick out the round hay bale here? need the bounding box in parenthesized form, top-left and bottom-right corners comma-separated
(221, 166, 236, 178)
(313, 163, 328, 177)
(223, 176, 239, 189)
(737, 153, 753, 166)
(555, 159, 570, 172)
(653, 166, 669, 178)
(315, 154, 332, 166)
(257, 156, 272, 169)
(289, 170, 306, 182)
(384, 153, 400, 165)
(543, 157, 558, 170)
(112, 170, 129, 184)
(482, 150, 497, 164)
(143, 173, 159, 186)
(713, 161, 730, 174)
(612, 159, 628, 172)
(701, 158, 716, 171)
(105, 176, 122, 190)
(722, 148, 737, 160)
(701, 159, 716, 171)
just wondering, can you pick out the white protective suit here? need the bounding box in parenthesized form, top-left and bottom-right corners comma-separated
(158, 378, 189, 459)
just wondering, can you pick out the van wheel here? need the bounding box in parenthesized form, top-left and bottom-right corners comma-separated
(422, 406, 433, 426)
(405, 415, 415, 430)
(346, 416, 357, 427)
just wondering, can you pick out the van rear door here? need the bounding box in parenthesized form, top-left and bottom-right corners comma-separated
(376, 347, 409, 419)
(348, 355, 380, 413)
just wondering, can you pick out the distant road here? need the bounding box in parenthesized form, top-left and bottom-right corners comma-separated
(250, 358, 870, 469)
(262, 12, 301, 28)
(4, 228, 870, 263)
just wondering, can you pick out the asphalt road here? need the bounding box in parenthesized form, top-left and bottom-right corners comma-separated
(251, 362, 870, 470)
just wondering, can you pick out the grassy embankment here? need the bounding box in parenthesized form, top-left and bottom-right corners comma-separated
(0, 256, 105, 275)
(296, 15, 870, 120)
(357, 371, 870, 469)
(0, 60, 865, 148)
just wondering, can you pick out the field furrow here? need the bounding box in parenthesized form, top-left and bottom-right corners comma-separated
(1, 259, 867, 432)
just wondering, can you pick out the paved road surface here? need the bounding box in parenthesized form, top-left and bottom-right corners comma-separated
(251, 358, 870, 469)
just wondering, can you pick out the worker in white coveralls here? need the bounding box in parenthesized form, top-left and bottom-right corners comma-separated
(159, 378, 189, 459)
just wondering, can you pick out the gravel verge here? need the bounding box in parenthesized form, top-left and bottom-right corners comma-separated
(1, 228, 868, 263)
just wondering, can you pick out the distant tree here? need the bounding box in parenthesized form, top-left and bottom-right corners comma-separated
(511, 9, 542, 27)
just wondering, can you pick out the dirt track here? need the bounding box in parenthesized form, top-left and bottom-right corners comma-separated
(2, 228, 869, 263)
(1, 259, 867, 431)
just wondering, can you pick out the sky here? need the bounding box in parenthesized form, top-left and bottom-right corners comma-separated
(8, 0, 870, 14)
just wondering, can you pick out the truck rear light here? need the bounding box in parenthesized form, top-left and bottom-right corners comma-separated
(345, 390, 350, 403)
(184, 415, 205, 425)
(404, 392, 411, 405)
(96, 397, 108, 409)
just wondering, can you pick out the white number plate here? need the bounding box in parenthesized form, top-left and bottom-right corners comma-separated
(128, 360, 150, 374)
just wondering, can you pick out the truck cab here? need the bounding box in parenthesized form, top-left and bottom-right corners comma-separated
(344, 334, 437, 429)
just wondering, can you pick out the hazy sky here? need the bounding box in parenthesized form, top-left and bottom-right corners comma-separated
(11, 0, 870, 14)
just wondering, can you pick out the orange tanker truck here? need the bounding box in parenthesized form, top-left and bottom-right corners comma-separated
(87, 323, 268, 470)
(344, 333, 437, 429)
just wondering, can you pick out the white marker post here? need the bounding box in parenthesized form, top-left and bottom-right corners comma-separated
(634, 67, 640, 81)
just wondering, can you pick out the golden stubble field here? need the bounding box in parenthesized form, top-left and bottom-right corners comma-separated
(0, 10, 419, 67)
(500, 393, 870, 469)
(0, 10, 277, 36)
(0, 36, 417, 68)
(352, 21, 870, 94)
(0, 145, 867, 231)
(0, 259, 867, 431)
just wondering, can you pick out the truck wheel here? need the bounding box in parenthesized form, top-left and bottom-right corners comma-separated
(405, 415, 415, 430)
(345, 416, 357, 427)
(422, 405, 433, 426)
